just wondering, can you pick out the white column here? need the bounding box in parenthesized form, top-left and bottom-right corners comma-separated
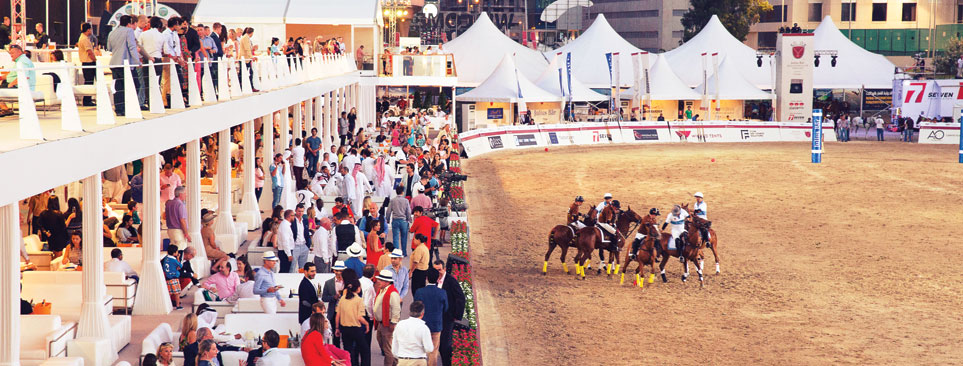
(237, 120, 261, 229)
(133, 154, 173, 315)
(281, 107, 291, 151)
(321, 94, 331, 153)
(187, 140, 209, 275)
(305, 98, 314, 134)
(213, 129, 237, 248)
(293, 101, 303, 143)
(259, 113, 275, 213)
(353, 83, 360, 112)
(0, 204, 21, 366)
(78, 175, 110, 338)
(328, 92, 337, 148)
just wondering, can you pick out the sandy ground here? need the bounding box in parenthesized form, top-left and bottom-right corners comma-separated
(464, 141, 963, 366)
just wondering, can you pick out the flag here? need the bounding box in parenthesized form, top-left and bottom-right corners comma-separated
(515, 66, 527, 115)
(712, 53, 721, 113)
(641, 52, 651, 110)
(566, 52, 573, 120)
(612, 52, 621, 120)
(701, 53, 709, 111)
(632, 52, 641, 111)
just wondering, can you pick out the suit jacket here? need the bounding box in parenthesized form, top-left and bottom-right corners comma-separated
(440, 273, 466, 323)
(182, 341, 239, 366)
(320, 277, 340, 322)
(298, 276, 320, 323)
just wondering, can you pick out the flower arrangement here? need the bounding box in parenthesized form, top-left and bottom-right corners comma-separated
(452, 329, 480, 366)
(449, 185, 466, 206)
(450, 221, 469, 253)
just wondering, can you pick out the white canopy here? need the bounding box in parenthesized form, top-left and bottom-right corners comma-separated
(535, 55, 607, 102)
(547, 14, 643, 88)
(813, 16, 895, 89)
(695, 57, 771, 100)
(285, 0, 383, 26)
(620, 54, 703, 100)
(193, 0, 287, 24)
(443, 12, 549, 87)
(663, 15, 772, 89)
(457, 54, 561, 103)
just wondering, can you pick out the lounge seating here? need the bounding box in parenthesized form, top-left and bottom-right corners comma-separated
(140, 323, 184, 366)
(221, 349, 304, 366)
(19, 283, 130, 353)
(21, 271, 137, 314)
(0, 74, 53, 109)
(23, 235, 54, 271)
(233, 297, 299, 313)
(214, 313, 300, 339)
(191, 290, 236, 320)
(101, 247, 145, 275)
(20, 315, 77, 366)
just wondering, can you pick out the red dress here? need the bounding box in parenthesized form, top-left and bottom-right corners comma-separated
(366, 232, 383, 266)
(300, 330, 333, 365)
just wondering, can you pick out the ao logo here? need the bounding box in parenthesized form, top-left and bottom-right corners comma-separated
(927, 130, 944, 140)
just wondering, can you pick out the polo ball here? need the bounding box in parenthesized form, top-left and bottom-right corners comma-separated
(544, 148, 549, 152)
(711, 158, 716, 162)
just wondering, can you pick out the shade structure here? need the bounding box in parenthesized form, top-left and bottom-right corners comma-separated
(813, 16, 895, 89)
(535, 54, 606, 102)
(540, 0, 594, 23)
(193, 0, 287, 52)
(443, 12, 549, 87)
(620, 54, 703, 100)
(695, 57, 771, 100)
(663, 15, 772, 89)
(285, 0, 383, 25)
(547, 14, 643, 88)
(457, 54, 561, 103)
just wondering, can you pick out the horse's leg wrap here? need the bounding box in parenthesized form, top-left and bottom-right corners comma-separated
(563, 262, 569, 273)
(542, 261, 548, 273)
(619, 273, 625, 285)
(648, 274, 655, 283)
(614, 263, 620, 274)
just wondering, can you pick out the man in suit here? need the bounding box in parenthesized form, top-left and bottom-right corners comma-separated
(321, 261, 346, 347)
(182, 327, 247, 366)
(106, 14, 142, 116)
(298, 262, 320, 324)
(397, 163, 420, 199)
(433, 260, 466, 366)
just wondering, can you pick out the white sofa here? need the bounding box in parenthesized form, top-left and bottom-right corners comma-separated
(23, 235, 55, 271)
(38, 357, 84, 366)
(19, 283, 130, 353)
(140, 323, 185, 366)
(21, 271, 138, 314)
(191, 290, 236, 320)
(215, 313, 301, 339)
(221, 349, 305, 366)
(20, 315, 77, 366)
(0, 74, 53, 110)
(102, 247, 145, 275)
(233, 297, 299, 313)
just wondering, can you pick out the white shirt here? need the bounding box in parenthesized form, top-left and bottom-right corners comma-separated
(292, 218, 307, 247)
(665, 209, 689, 234)
(693, 201, 707, 219)
(255, 348, 289, 366)
(875, 117, 884, 129)
(595, 201, 609, 216)
(342, 155, 360, 172)
(292, 146, 305, 167)
(392, 317, 434, 358)
(311, 226, 336, 261)
(235, 281, 256, 299)
(138, 28, 165, 58)
(362, 158, 376, 181)
(360, 277, 375, 318)
(342, 174, 356, 200)
(277, 220, 295, 255)
(104, 258, 138, 278)
(296, 189, 314, 209)
(162, 28, 181, 58)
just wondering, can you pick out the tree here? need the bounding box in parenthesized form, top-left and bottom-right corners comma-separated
(934, 38, 963, 76)
(681, 0, 773, 43)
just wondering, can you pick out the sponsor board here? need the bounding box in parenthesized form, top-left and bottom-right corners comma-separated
(488, 136, 503, 149)
(633, 129, 659, 141)
(515, 134, 537, 146)
(487, 108, 503, 120)
(548, 132, 559, 144)
(592, 130, 612, 143)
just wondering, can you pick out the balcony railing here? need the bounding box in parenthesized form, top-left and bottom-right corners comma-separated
(381, 54, 456, 77)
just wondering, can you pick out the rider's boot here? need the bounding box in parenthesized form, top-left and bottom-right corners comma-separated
(677, 238, 686, 263)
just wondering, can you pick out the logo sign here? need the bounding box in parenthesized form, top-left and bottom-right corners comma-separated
(676, 130, 691, 141)
(488, 136, 503, 149)
(633, 129, 659, 141)
(592, 131, 611, 142)
(927, 130, 945, 140)
(792, 44, 805, 59)
(740, 129, 765, 139)
(812, 109, 823, 163)
(487, 108, 503, 120)
(548, 132, 559, 144)
(515, 134, 537, 146)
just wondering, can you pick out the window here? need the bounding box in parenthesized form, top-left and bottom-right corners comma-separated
(959, 5, 963, 23)
(758, 32, 777, 48)
(672, 31, 684, 38)
(902, 3, 916, 21)
(872, 3, 887, 21)
(808, 3, 823, 22)
(760, 5, 787, 23)
(841, 3, 856, 21)
(672, 9, 687, 17)
(624, 31, 659, 39)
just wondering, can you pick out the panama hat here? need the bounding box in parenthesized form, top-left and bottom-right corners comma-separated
(694, 192, 704, 198)
(390, 249, 404, 258)
(202, 212, 217, 224)
(347, 244, 364, 257)
(376, 269, 394, 282)
(603, 193, 613, 199)
(262, 251, 279, 261)
(332, 261, 347, 271)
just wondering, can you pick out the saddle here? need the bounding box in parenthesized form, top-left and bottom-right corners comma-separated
(595, 224, 619, 252)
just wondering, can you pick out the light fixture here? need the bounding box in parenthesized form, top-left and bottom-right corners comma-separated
(384, 9, 390, 16)
(814, 55, 820, 67)
(756, 55, 762, 67)
(830, 55, 837, 67)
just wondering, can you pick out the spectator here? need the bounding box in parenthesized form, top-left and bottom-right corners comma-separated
(255, 330, 285, 366)
(196, 339, 218, 366)
(77, 23, 97, 106)
(409, 206, 438, 254)
(360, 264, 377, 358)
(162, 244, 183, 309)
(200, 211, 228, 262)
(184, 327, 245, 366)
(0, 44, 36, 115)
(377, 242, 394, 272)
(322, 261, 347, 347)
(107, 15, 142, 116)
(334, 211, 364, 260)
(366, 220, 385, 267)
(142, 354, 158, 366)
(179, 246, 199, 289)
(413, 270, 447, 366)
(277, 209, 295, 273)
(178, 313, 198, 350)
(312, 217, 336, 273)
(38, 195, 69, 255)
(104, 248, 139, 282)
(335, 276, 369, 366)
(409, 233, 431, 295)
(201, 258, 240, 300)
(433, 260, 466, 366)
(374, 269, 401, 366)
(302, 313, 339, 365)
(255, 156, 265, 201)
(270, 153, 286, 209)
(344, 244, 365, 277)
(60, 232, 82, 267)
(115, 214, 140, 245)
(292, 204, 311, 272)
(156, 342, 175, 366)
(298, 262, 320, 324)
(301, 302, 333, 342)
(392, 301, 434, 366)
(388, 186, 413, 256)
(253, 251, 286, 314)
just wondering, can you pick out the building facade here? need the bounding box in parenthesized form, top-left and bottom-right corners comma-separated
(581, 0, 689, 52)
(748, 0, 962, 56)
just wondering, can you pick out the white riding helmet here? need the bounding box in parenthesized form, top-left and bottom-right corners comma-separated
(694, 192, 704, 198)
(603, 193, 613, 199)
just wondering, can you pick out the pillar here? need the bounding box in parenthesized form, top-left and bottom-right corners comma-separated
(293, 101, 303, 143)
(259, 113, 275, 213)
(133, 154, 173, 315)
(213, 129, 237, 250)
(329, 91, 337, 148)
(237, 120, 261, 229)
(281, 107, 291, 151)
(186, 140, 209, 275)
(305, 98, 314, 134)
(78, 175, 111, 339)
(0, 204, 21, 366)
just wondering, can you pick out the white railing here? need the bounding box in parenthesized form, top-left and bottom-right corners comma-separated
(2, 52, 357, 140)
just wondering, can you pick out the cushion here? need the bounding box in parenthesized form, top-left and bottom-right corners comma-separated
(20, 315, 62, 352)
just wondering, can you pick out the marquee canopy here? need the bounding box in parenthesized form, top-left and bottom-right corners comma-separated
(443, 12, 549, 87)
(663, 15, 772, 89)
(695, 57, 772, 100)
(285, 0, 382, 26)
(547, 14, 643, 88)
(534, 54, 606, 102)
(620, 54, 703, 100)
(456, 54, 561, 103)
(813, 16, 896, 89)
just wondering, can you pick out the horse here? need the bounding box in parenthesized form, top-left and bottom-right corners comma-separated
(689, 211, 721, 274)
(619, 215, 662, 288)
(572, 206, 642, 280)
(543, 206, 596, 275)
(656, 204, 708, 287)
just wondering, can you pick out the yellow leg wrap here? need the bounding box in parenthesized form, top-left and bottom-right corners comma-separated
(614, 264, 620, 273)
(563, 263, 569, 273)
(635, 273, 640, 285)
(542, 261, 548, 273)
(576, 265, 582, 276)
(640, 277, 644, 289)
(620, 273, 625, 285)
(648, 274, 655, 283)
(605, 265, 611, 275)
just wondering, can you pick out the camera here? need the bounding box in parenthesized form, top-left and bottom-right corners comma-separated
(437, 171, 467, 183)
(427, 207, 450, 219)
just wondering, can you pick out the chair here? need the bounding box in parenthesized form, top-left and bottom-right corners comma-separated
(20, 315, 77, 366)
(140, 323, 184, 366)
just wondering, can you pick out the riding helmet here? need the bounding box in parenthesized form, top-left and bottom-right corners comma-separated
(611, 200, 621, 208)
(575, 196, 584, 202)
(649, 208, 660, 216)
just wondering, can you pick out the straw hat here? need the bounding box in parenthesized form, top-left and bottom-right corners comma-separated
(375, 269, 394, 282)
(262, 251, 279, 261)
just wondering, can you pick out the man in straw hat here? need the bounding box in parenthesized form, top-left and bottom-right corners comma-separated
(345, 244, 366, 279)
(385, 249, 410, 300)
(253, 251, 287, 314)
(322, 260, 348, 347)
(374, 269, 401, 366)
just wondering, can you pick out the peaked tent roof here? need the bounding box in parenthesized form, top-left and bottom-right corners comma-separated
(813, 16, 895, 89)
(193, 0, 287, 24)
(694, 57, 771, 100)
(534, 54, 607, 102)
(620, 54, 703, 100)
(547, 14, 643, 88)
(443, 12, 549, 87)
(456, 54, 561, 103)
(285, 0, 382, 26)
(663, 15, 771, 89)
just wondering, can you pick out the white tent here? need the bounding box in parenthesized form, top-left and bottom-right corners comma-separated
(443, 12, 549, 87)
(547, 14, 643, 88)
(620, 54, 702, 100)
(663, 15, 772, 89)
(695, 57, 771, 100)
(813, 16, 895, 89)
(285, 0, 382, 25)
(535, 55, 606, 102)
(193, 0, 287, 50)
(457, 54, 561, 103)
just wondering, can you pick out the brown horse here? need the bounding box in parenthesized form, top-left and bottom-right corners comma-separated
(572, 206, 642, 280)
(690, 211, 721, 274)
(619, 216, 661, 288)
(656, 204, 708, 287)
(543, 206, 596, 275)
